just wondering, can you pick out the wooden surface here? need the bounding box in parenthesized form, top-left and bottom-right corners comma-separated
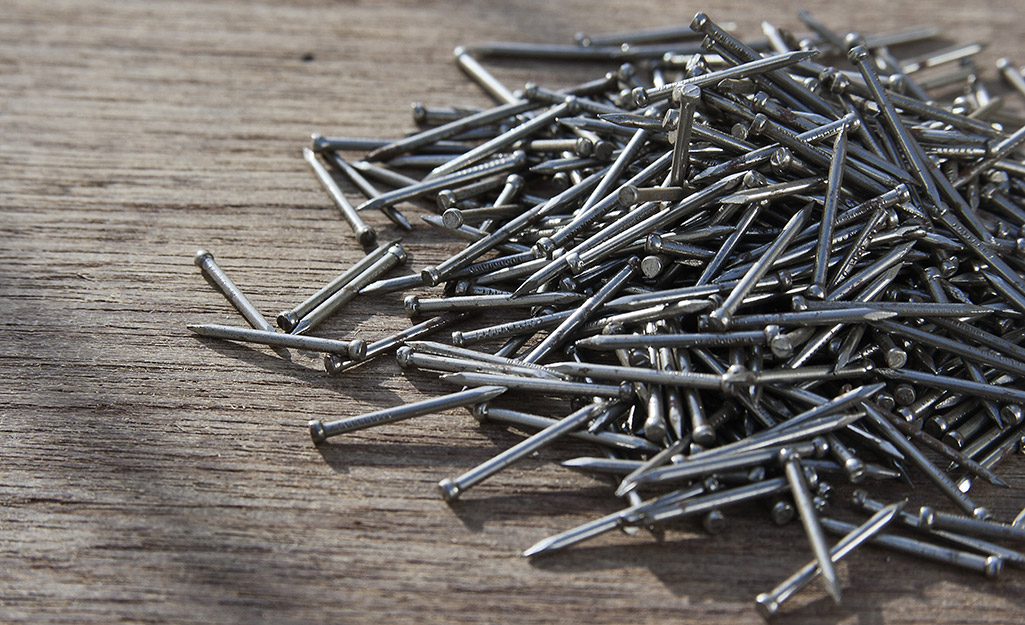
(4, 1, 1025, 622)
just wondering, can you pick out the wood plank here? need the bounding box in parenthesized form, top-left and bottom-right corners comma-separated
(2, 1, 1025, 623)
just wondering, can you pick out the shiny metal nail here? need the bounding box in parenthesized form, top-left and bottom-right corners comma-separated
(194, 249, 277, 335)
(325, 312, 470, 375)
(521, 258, 639, 363)
(479, 406, 659, 454)
(188, 323, 365, 360)
(809, 124, 849, 299)
(853, 492, 1025, 569)
(631, 440, 824, 490)
(366, 149, 527, 211)
(871, 404, 1008, 487)
(309, 386, 505, 442)
(404, 291, 583, 316)
(276, 241, 400, 331)
(438, 401, 611, 501)
(426, 99, 577, 180)
(291, 243, 408, 335)
(441, 371, 632, 400)
(820, 518, 1003, 579)
(397, 346, 558, 380)
(708, 206, 808, 330)
(421, 167, 609, 286)
(324, 152, 411, 230)
(453, 45, 519, 104)
(781, 447, 843, 604)
(755, 500, 904, 618)
(643, 477, 791, 526)
(670, 84, 701, 185)
(523, 481, 708, 556)
(634, 49, 817, 106)
(303, 147, 376, 246)
(862, 401, 986, 518)
(367, 100, 539, 163)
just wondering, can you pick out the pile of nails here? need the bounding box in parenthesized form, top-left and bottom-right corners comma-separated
(189, 10, 1025, 618)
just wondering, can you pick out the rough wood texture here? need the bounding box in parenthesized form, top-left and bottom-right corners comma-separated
(3, 1, 1025, 622)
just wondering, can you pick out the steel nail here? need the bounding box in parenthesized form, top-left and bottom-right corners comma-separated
(194, 249, 278, 335)
(310, 386, 506, 442)
(438, 401, 612, 501)
(303, 147, 377, 246)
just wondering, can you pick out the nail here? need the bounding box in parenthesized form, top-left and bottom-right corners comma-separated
(478, 406, 659, 453)
(634, 49, 818, 106)
(348, 160, 420, 190)
(410, 102, 481, 126)
(438, 401, 612, 501)
(405, 340, 554, 375)
(645, 233, 715, 261)
(708, 206, 808, 330)
(574, 23, 709, 48)
(958, 425, 1025, 492)
(357, 273, 428, 296)
(827, 241, 913, 302)
(781, 448, 843, 604)
(324, 152, 411, 230)
(397, 345, 560, 380)
(755, 500, 904, 618)
(871, 404, 1008, 487)
(874, 320, 1025, 379)
(291, 243, 408, 335)
(554, 361, 718, 393)
(820, 518, 1003, 579)
(325, 312, 470, 375)
(521, 258, 639, 363)
(523, 482, 708, 556)
(309, 386, 506, 442)
(717, 176, 826, 206)
(404, 291, 583, 316)
(276, 241, 401, 331)
(372, 149, 529, 213)
(367, 99, 539, 163)
(440, 371, 632, 400)
(726, 308, 894, 330)
(852, 492, 1025, 569)
(538, 153, 671, 257)
(453, 45, 519, 104)
(420, 214, 531, 254)
(810, 124, 849, 299)
(453, 309, 571, 347)
(631, 440, 825, 490)
(862, 401, 986, 518)
(670, 84, 701, 185)
(916, 505, 1025, 542)
(468, 40, 687, 61)
(582, 129, 655, 216)
(188, 323, 365, 360)
(560, 457, 644, 475)
(642, 477, 791, 525)
(749, 114, 886, 196)
(426, 99, 577, 180)
(194, 249, 277, 334)
(697, 201, 766, 286)
(436, 174, 509, 210)
(303, 148, 376, 246)
(668, 349, 711, 445)
(421, 167, 609, 286)
(796, 10, 847, 52)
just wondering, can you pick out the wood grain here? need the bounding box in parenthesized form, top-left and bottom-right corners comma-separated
(3, 1, 1025, 623)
